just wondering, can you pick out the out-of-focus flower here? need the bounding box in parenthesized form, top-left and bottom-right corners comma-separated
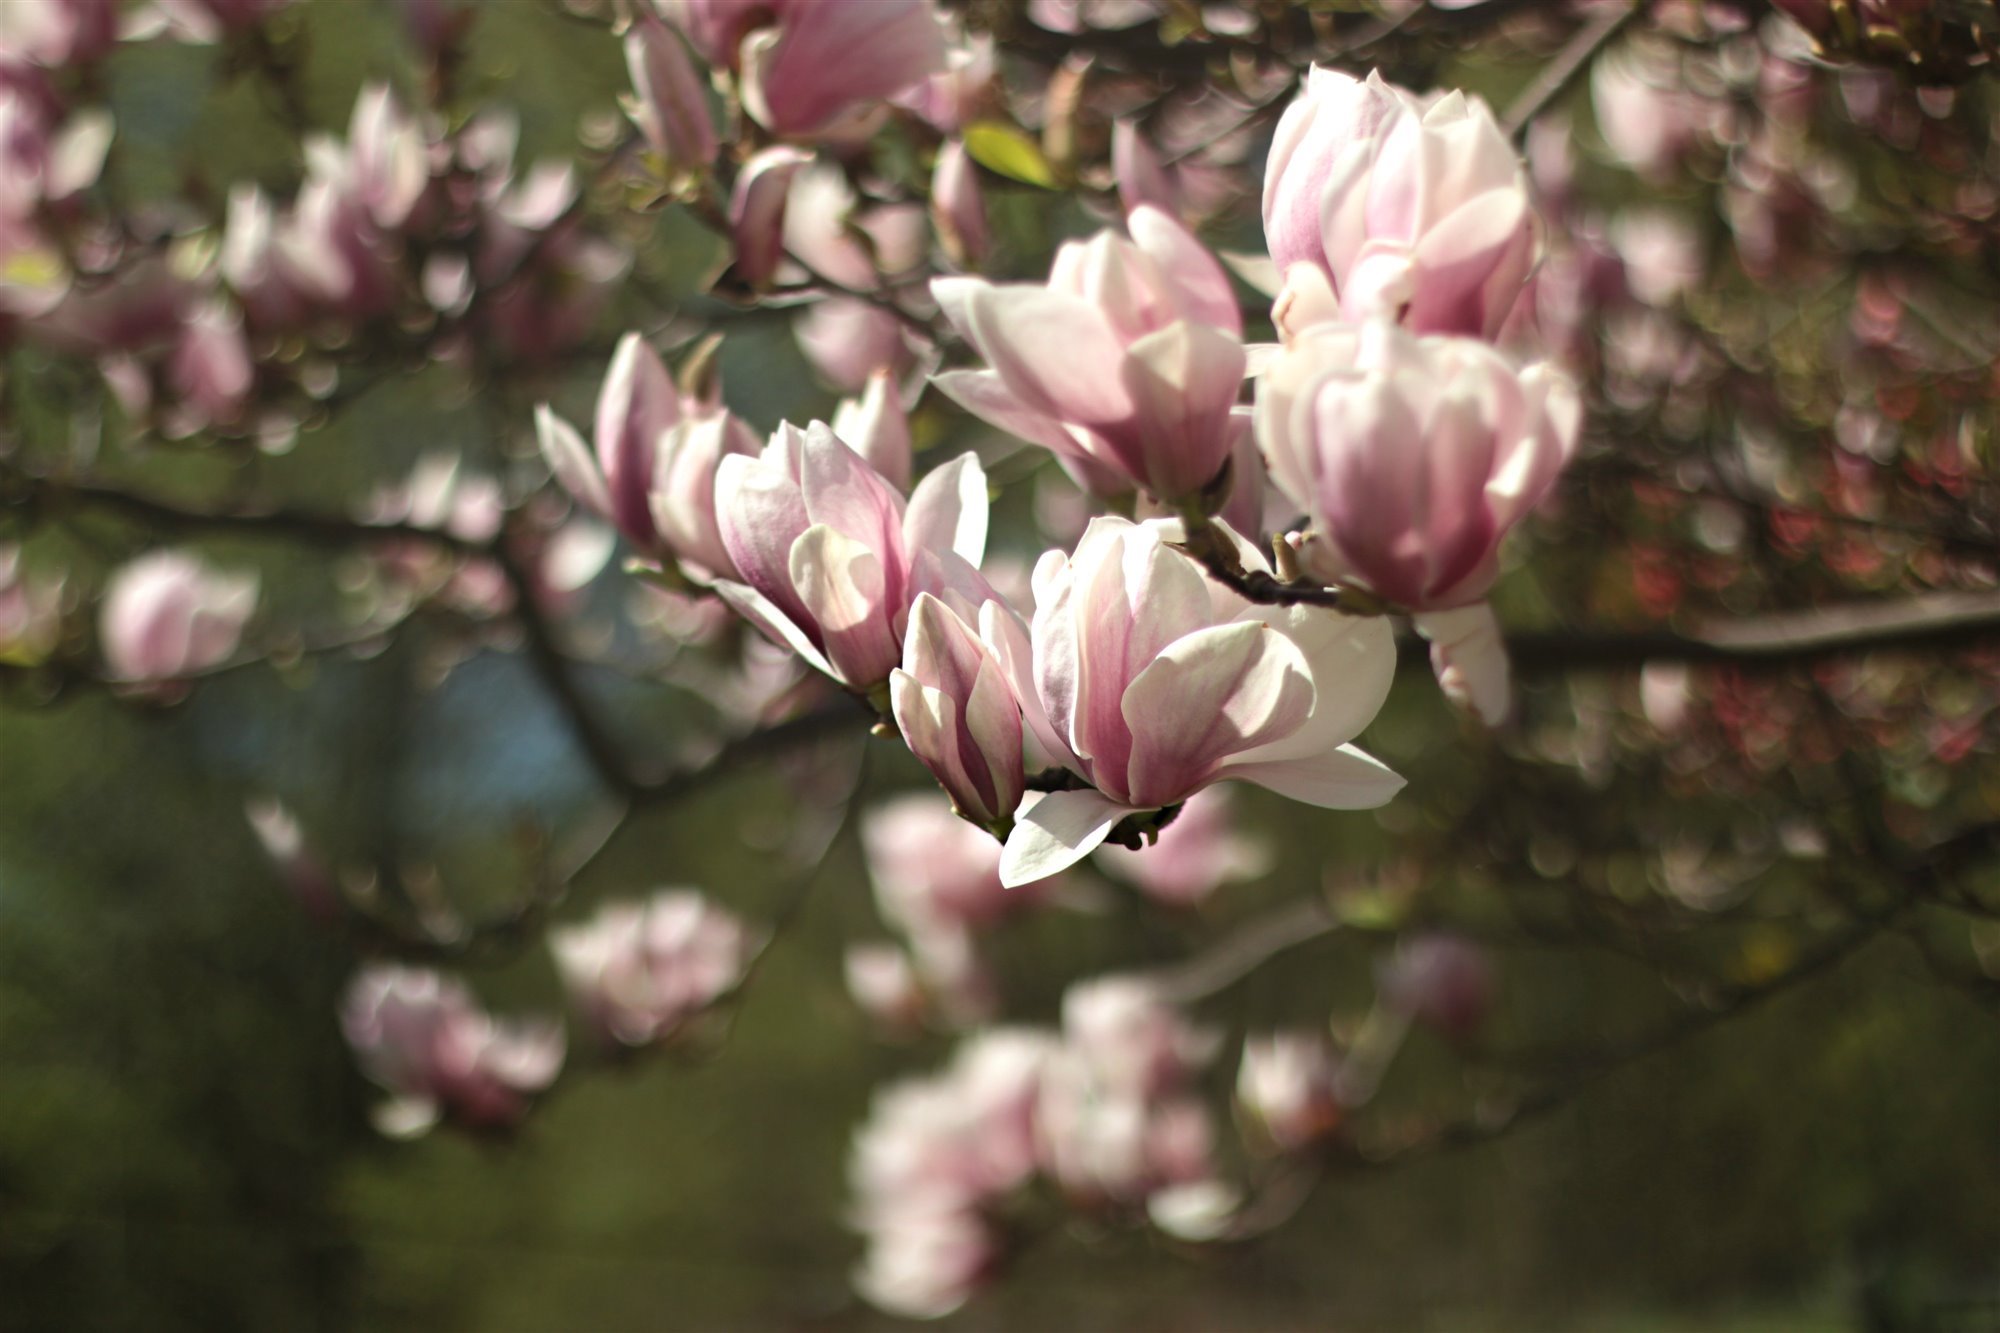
(623, 9, 715, 181)
(783, 163, 932, 392)
(164, 298, 254, 437)
(997, 516, 1401, 885)
(244, 797, 342, 925)
(1112, 119, 1179, 219)
(536, 332, 758, 576)
(735, 0, 948, 141)
(864, 794, 1053, 938)
(830, 368, 913, 491)
(846, 942, 928, 1034)
(1236, 1031, 1341, 1152)
(1094, 787, 1270, 906)
(1027, 0, 1160, 32)
(1258, 320, 1580, 613)
(0, 0, 119, 67)
(1037, 976, 1219, 1203)
(850, 1028, 1052, 1318)
(1263, 68, 1536, 341)
(931, 138, 989, 269)
(340, 963, 565, 1138)
(727, 149, 810, 289)
(1376, 933, 1496, 1040)
(712, 422, 990, 693)
(0, 545, 61, 665)
(550, 889, 756, 1049)
(933, 206, 1246, 505)
(896, 30, 995, 133)
(1609, 208, 1704, 308)
(99, 550, 257, 682)
(1590, 39, 1701, 181)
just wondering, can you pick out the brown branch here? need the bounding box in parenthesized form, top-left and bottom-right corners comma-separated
(1502, 1, 1642, 141)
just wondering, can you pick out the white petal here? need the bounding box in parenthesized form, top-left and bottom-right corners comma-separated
(999, 789, 1135, 887)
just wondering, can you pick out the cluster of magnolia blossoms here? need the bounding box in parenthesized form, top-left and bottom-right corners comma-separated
(850, 977, 1224, 1319)
(337, 888, 755, 1135)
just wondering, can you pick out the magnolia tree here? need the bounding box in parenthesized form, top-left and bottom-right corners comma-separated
(6, 0, 2000, 1321)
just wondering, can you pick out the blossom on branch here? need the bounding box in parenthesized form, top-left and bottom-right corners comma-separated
(1264, 68, 1537, 341)
(551, 889, 756, 1051)
(933, 205, 1247, 507)
(998, 517, 1402, 886)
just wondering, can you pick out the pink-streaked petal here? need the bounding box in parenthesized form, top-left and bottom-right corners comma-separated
(1121, 620, 1314, 808)
(535, 404, 612, 519)
(1415, 602, 1511, 725)
(790, 523, 900, 688)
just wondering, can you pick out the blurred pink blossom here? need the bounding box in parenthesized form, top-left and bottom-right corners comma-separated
(341, 963, 565, 1138)
(99, 550, 257, 682)
(551, 889, 756, 1049)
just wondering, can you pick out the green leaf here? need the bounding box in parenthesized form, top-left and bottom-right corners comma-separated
(962, 121, 1057, 189)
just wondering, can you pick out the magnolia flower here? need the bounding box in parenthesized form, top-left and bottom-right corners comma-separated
(849, 1029, 1052, 1317)
(933, 205, 1246, 506)
(1377, 933, 1496, 1040)
(863, 794, 1054, 938)
(550, 889, 756, 1049)
(996, 516, 1401, 885)
(1037, 977, 1220, 1202)
(891, 593, 1026, 829)
(99, 550, 258, 682)
(1263, 68, 1536, 341)
(712, 421, 989, 694)
(830, 368, 913, 491)
(0, 0, 119, 67)
(623, 9, 715, 179)
(736, 0, 948, 140)
(536, 332, 757, 577)
(1237, 1032, 1342, 1152)
(340, 964, 565, 1138)
(1258, 321, 1577, 723)
(930, 138, 989, 268)
(727, 146, 810, 289)
(783, 163, 932, 392)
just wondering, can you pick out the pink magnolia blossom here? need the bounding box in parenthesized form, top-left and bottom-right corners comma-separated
(1236, 1031, 1342, 1152)
(712, 421, 990, 693)
(996, 516, 1401, 886)
(896, 30, 996, 133)
(1094, 786, 1271, 906)
(535, 332, 757, 575)
(736, 0, 948, 141)
(830, 368, 913, 491)
(1263, 68, 1536, 341)
(623, 9, 715, 179)
(0, 0, 119, 67)
(891, 593, 1028, 830)
(164, 298, 254, 436)
(863, 794, 1053, 939)
(99, 550, 257, 682)
(933, 205, 1247, 505)
(845, 942, 927, 1033)
(340, 963, 565, 1138)
(1376, 933, 1496, 1040)
(930, 138, 989, 268)
(850, 1029, 1053, 1317)
(1257, 319, 1581, 613)
(550, 889, 756, 1049)
(1037, 977, 1220, 1203)
(783, 163, 932, 392)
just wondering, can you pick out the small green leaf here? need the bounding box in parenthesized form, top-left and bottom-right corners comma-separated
(962, 121, 1057, 189)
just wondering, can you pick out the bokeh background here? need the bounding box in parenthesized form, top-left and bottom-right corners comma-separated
(6, 2, 2000, 1330)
